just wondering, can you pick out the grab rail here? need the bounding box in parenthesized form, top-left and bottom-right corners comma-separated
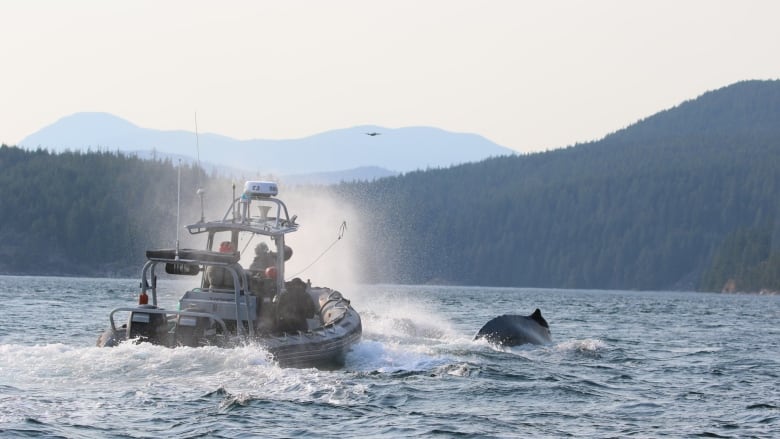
(108, 307, 229, 334)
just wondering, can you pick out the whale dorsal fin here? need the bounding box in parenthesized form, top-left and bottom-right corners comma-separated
(530, 308, 549, 328)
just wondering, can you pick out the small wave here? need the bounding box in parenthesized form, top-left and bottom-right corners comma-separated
(434, 362, 475, 377)
(219, 392, 256, 411)
(617, 401, 665, 416)
(668, 345, 723, 356)
(555, 338, 607, 353)
(201, 387, 230, 398)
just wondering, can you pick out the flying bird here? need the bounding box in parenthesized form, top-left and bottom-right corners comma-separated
(365, 132, 381, 136)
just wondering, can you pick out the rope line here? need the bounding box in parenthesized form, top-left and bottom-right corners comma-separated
(287, 221, 347, 280)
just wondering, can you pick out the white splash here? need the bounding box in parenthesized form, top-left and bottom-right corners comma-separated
(555, 338, 607, 352)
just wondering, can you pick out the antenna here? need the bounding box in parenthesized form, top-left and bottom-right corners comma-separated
(175, 159, 182, 259)
(231, 181, 236, 222)
(195, 112, 205, 223)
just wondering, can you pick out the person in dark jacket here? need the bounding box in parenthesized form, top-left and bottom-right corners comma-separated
(274, 277, 316, 333)
(249, 242, 275, 274)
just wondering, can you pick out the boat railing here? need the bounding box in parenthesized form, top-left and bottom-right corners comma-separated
(139, 256, 256, 337)
(186, 196, 298, 237)
(108, 307, 229, 334)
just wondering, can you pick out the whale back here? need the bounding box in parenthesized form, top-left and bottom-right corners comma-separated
(529, 308, 549, 329)
(474, 309, 552, 346)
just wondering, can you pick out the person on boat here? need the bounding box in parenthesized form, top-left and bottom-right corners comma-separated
(204, 241, 239, 290)
(270, 244, 293, 265)
(274, 277, 316, 333)
(249, 242, 275, 274)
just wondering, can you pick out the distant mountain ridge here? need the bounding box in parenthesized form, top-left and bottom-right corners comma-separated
(18, 113, 514, 176)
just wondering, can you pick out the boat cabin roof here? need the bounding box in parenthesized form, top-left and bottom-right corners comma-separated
(186, 187, 299, 238)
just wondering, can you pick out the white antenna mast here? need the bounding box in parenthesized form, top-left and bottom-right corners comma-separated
(195, 112, 206, 223)
(175, 159, 182, 259)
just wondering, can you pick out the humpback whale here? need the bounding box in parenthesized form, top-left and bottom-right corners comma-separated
(474, 309, 552, 347)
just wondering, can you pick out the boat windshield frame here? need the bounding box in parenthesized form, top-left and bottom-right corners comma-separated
(139, 255, 254, 337)
(184, 193, 297, 297)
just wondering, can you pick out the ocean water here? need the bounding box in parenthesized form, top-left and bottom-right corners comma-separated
(0, 275, 778, 438)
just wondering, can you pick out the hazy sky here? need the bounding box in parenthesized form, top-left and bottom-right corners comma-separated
(2, 1, 779, 153)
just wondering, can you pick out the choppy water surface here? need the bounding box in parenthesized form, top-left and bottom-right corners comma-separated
(1, 276, 778, 438)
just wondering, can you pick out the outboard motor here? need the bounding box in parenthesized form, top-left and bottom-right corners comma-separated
(174, 307, 217, 347)
(127, 304, 168, 344)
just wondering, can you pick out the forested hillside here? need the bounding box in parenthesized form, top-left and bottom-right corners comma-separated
(0, 147, 207, 276)
(2, 80, 779, 291)
(336, 80, 780, 291)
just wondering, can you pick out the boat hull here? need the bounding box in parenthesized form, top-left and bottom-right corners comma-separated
(258, 307, 362, 369)
(97, 289, 362, 369)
